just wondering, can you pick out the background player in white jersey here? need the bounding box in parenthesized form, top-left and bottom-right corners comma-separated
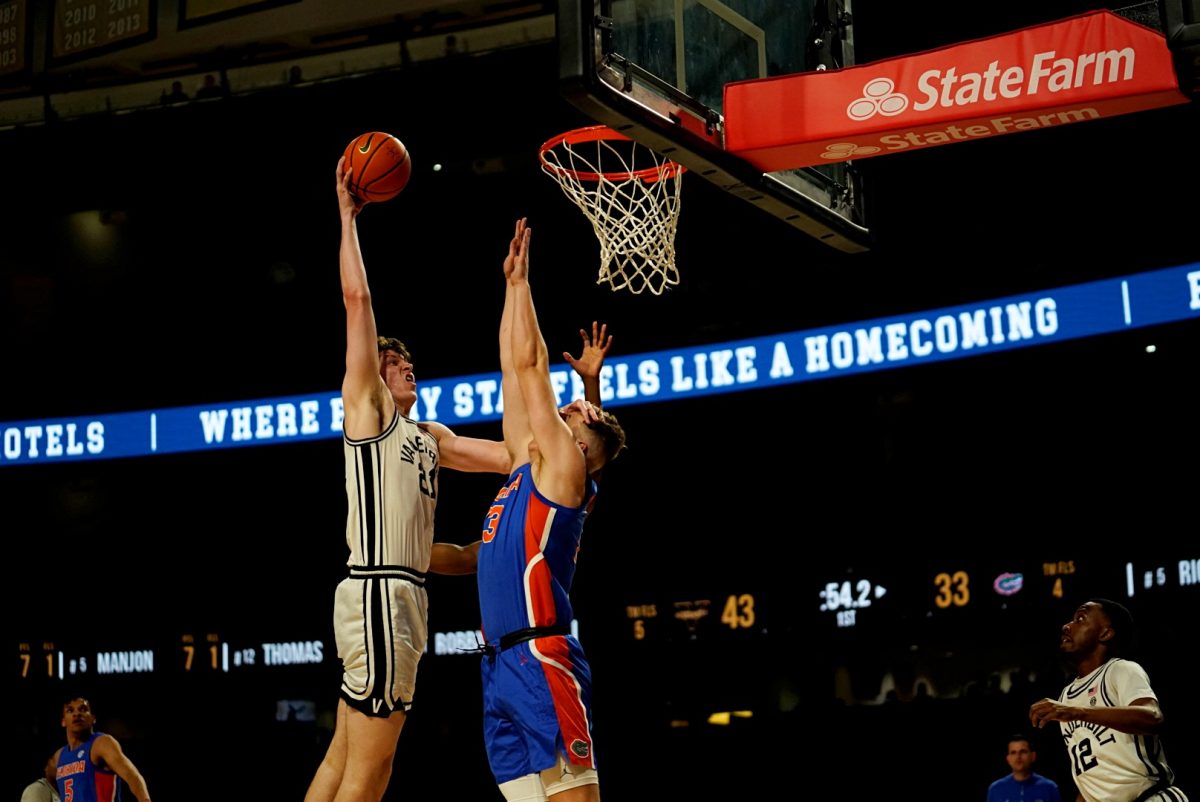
(22, 754, 60, 802)
(1030, 599, 1188, 802)
(303, 157, 511, 802)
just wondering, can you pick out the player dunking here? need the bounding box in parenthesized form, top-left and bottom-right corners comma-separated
(1030, 599, 1189, 802)
(303, 157, 511, 802)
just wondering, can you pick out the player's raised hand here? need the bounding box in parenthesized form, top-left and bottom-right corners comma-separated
(558, 398, 600, 424)
(563, 321, 612, 380)
(336, 156, 368, 217)
(504, 217, 530, 281)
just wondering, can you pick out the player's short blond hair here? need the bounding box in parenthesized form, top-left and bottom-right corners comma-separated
(377, 336, 411, 361)
(588, 408, 626, 464)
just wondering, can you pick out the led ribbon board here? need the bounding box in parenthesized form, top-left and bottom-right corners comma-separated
(3, 263, 1198, 466)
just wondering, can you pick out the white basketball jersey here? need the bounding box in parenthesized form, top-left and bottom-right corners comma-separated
(343, 411, 438, 571)
(1057, 659, 1177, 802)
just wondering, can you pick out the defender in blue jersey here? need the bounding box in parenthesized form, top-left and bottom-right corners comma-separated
(53, 697, 151, 802)
(480, 218, 626, 802)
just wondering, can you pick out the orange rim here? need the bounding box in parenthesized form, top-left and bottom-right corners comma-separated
(538, 125, 686, 183)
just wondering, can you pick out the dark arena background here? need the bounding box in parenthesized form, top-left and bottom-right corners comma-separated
(3, 1, 1198, 800)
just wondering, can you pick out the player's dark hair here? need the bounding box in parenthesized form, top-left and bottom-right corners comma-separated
(1007, 733, 1033, 751)
(1089, 597, 1135, 657)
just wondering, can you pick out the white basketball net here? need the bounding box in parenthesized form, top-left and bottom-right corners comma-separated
(540, 132, 683, 295)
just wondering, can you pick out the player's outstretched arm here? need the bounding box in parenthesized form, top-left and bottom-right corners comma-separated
(563, 321, 611, 408)
(507, 221, 587, 506)
(336, 156, 388, 439)
(1029, 697, 1163, 735)
(419, 421, 510, 474)
(500, 218, 534, 463)
(92, 735, 151, 802)
(429, 541, 482, 575)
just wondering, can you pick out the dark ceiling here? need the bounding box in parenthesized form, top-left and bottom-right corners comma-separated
(2, 0, 1195, 610)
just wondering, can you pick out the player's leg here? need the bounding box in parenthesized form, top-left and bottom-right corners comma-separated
(326, 575, 424, 801)
(331, 706, 407, 802)
(499, 773, 549, 802)
(527, 637, 600, 801)
(303, 699, 349, 802)
(540, 755, 599, 802)
(489, 637, 600, 802)
(486, 651, 542, 802)
(496, 760, 600, 802)
(309, 578, 361, 802)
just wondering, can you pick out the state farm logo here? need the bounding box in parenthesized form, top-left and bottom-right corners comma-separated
(821, 142, 881, 161)
(845, 47, 1137, 123)
(846, 78, 909, 120)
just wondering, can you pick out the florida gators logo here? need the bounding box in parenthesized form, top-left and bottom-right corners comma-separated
(993, 572, 1024, 596)
(570, 739, 590, 759)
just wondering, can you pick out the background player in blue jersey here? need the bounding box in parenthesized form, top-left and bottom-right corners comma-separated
(471, 218, 625, 802)
(986, 734, 1062, 802)
(53, 697, 151, 802)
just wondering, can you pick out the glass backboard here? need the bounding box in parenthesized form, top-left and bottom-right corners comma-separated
(558, 0, 872, 252)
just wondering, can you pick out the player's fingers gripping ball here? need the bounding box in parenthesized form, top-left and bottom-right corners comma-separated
(342, 132, 411, 202)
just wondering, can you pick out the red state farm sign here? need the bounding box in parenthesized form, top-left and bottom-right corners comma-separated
(724, 10, 1190, 172)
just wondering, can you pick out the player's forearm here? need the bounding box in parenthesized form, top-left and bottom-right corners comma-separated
(120, 768, 151, 802)
(509, 279, 545, 372)
(429, 542, 480, 575)
(340, 218, 370, 302)
(499, 281, 514, 372)
(1072, 704, 1162, 735)
(583, 374, 602, 407)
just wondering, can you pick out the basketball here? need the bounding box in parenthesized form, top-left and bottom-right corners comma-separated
(342, 131, 412, 202)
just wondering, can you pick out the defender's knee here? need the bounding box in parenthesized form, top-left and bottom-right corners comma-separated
(499, 774, 548, 802)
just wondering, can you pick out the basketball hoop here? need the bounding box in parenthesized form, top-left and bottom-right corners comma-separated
(539, 126, 685, 295)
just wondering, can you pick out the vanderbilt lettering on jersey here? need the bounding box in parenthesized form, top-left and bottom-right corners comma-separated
(343, 411, 438, 571)
(1057, 659, 1183, 802)
(399, 430, 438, 499)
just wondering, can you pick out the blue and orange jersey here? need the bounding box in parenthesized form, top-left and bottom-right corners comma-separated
(57, 732, 120, 802)
(477, 462, 595, 641)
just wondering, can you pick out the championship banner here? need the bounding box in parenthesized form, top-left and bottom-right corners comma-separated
(724, 11, 1191, 172)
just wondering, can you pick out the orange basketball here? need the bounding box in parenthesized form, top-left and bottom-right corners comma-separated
(342, 132, 412, 202)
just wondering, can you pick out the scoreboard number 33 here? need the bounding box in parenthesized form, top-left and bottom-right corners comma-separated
(933, 570, 970, 608)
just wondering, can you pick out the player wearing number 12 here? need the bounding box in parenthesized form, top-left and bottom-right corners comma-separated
(1029, 599, 1188, 802)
